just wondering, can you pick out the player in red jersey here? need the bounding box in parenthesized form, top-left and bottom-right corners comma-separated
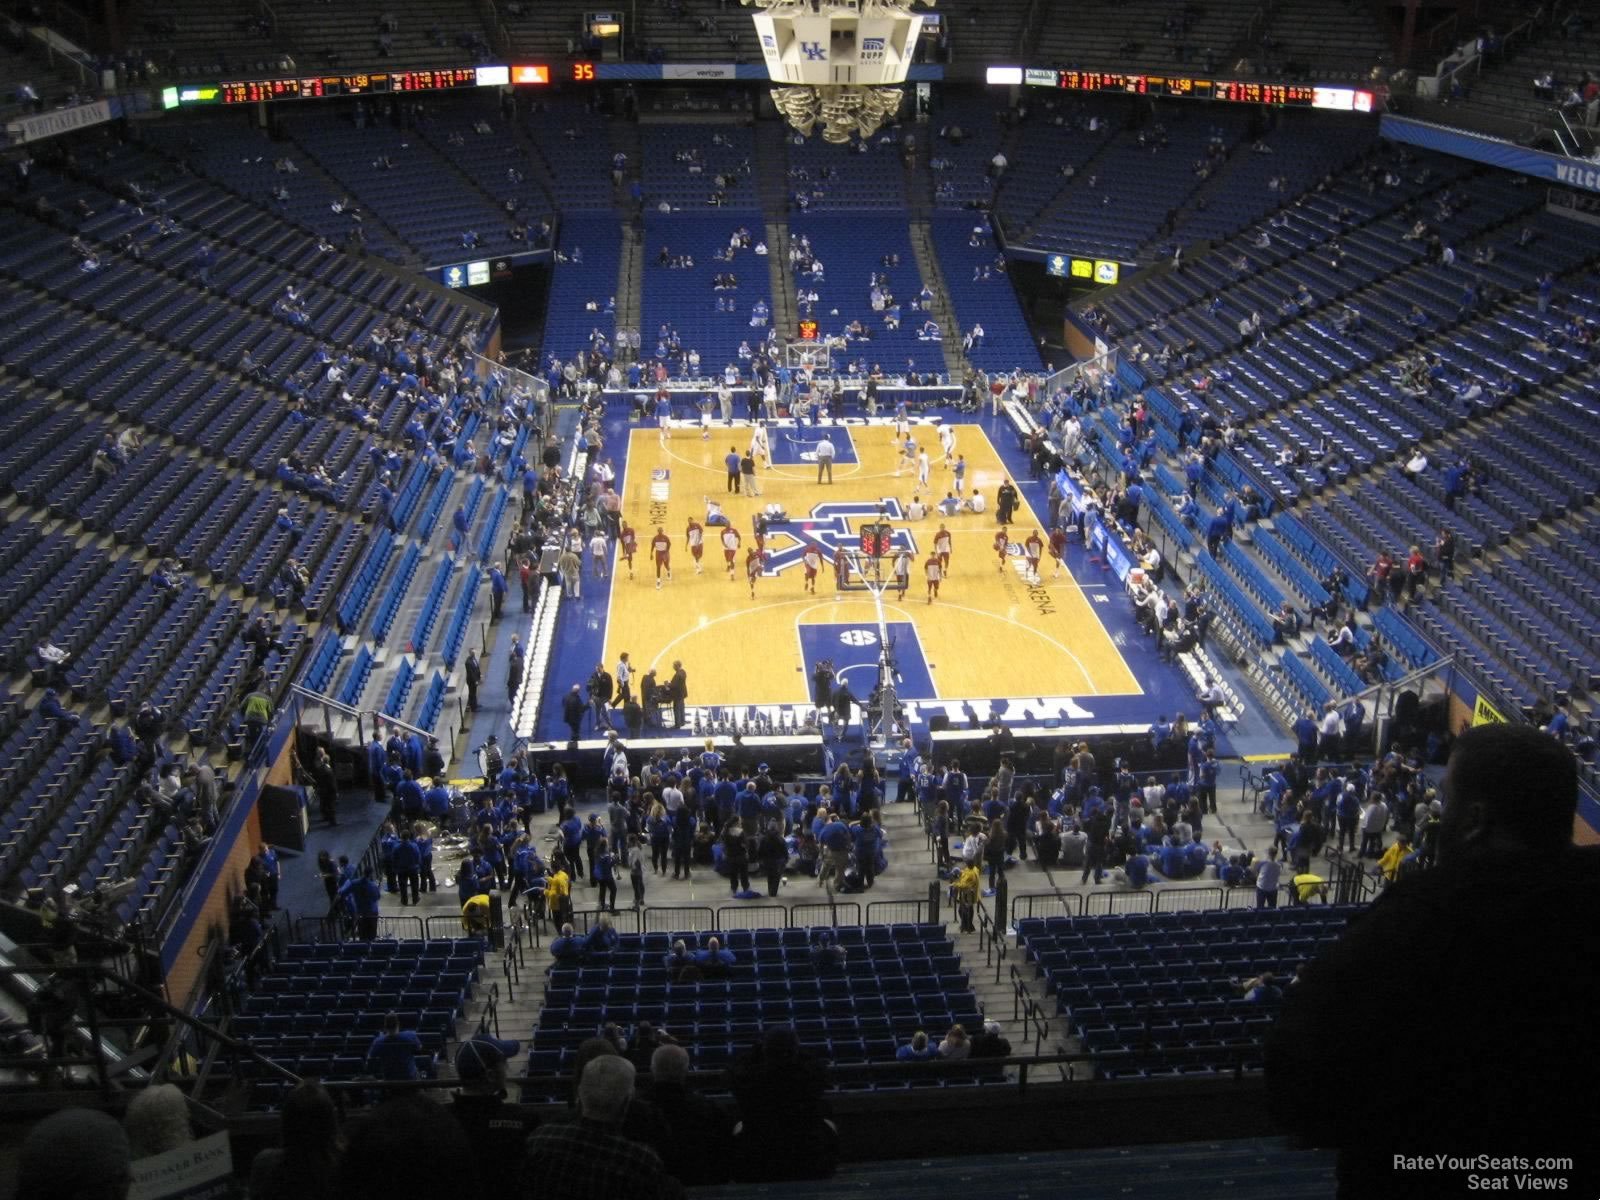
(650, 527, 672, 589)
(618, 522, 637, 579)
(893, 548, 912, 600)
(745, 546, 764, 598)
(684, 517, 705, 574)
(721, 525, 741, 578)
(802, 545, 822, 593)
(1024, 529, 1045, 584)
(1048, 526, 1068, 579)
(924, 552, 943, 603)
(994, 526, 1010, 573)
(934, 524, 953, 572)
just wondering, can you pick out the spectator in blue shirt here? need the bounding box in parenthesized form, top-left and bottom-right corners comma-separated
(585, 913, 620, 955)
(550, 923, 587, 966)
(896, 1031, 938, 1061)
(1293, 713, 1320, 764)
(366, 1014, 424, 1081)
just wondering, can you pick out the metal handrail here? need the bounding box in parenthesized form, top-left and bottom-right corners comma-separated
(0, 959, 300, 1094)
(289, 683, 433, 743)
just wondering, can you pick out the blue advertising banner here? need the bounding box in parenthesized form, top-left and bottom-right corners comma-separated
(1380, 114, 1600, 193)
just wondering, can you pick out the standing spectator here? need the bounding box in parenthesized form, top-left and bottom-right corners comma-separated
(392, 830, 421, 906)
(722, 819, 752, 896)
(1358, 793, 1390, 858)
(1255, 846, 1282, 908)
(507, 637, 525, 702)
(489, 562, 507, 619)
(463, 647, 481, 712)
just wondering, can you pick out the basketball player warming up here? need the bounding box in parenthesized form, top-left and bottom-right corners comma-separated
(651, 527, 672, 589)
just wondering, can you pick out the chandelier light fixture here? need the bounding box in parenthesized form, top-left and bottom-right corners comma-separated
(744, 0, 935, 144)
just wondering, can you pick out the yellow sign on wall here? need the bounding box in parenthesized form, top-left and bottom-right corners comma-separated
(1472, 695, 1505, 726)
(1093, 260, 1120, 284)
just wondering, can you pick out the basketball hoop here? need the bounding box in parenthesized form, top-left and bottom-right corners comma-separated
(828, 545, 899, 749)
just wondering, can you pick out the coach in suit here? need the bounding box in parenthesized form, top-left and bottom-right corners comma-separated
(669, 661, 688, 728)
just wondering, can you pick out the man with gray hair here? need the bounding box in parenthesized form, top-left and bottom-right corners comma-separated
(644, 1044, 729, 1184)
(524, 1055, 683, 1199)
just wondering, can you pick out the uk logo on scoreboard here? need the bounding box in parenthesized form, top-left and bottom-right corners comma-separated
(800, 41, 827, 61)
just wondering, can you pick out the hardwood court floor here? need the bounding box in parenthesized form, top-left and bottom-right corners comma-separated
(600, 419, 1141, 710)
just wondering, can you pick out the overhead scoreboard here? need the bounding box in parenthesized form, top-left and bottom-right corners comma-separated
(168, 62, 599, 107)
(988, 66, 1377, 111)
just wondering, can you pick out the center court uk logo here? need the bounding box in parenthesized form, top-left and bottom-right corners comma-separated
(761, 501, 916, 576)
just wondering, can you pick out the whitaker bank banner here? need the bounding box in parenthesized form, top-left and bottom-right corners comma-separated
(1381, 114, 1600, 194)
(6, 99, 112, 144)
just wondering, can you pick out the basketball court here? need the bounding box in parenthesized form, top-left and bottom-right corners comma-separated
(571, 415, 1144, 729)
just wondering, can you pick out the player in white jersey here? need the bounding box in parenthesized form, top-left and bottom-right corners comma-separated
(916, 448, 931, 490)
(938, 423, 957, 468)
(1023, 529, 1045, 584)
(748, 422, 771, 468)
(893, 548, 912, 600)
(802, 545, 823, 594)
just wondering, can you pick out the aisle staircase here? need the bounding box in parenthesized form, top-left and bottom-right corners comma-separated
(907, 223, 968, 379)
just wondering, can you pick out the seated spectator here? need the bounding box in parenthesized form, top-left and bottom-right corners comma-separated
(809, 929, 847, 970)
(937, 1024, 971, 1060)
(249, 1081, 341, 1200)
(38, 688, 79, 728)
(694, 936, 735, 976)
(1269, 724, 1600, 1198)
(969, 1020, 1012, 1059)
(896, 1031, 939, 1061)
(366, 1013, 424, 1081)
(339, 1097, 477, 1197)
(18, 1108, 134, 1200)
(643, 1044, 729, 1185)
(1236, 971, 1284, 1004)
(1272, 600, 1302, 641)
(123, 1083, 192, 1160)
(525, 1056, 682, 1198)
(585, 913, 620, 955)
(549, 922, 588, 966)
(729, 1028, 835, 1182)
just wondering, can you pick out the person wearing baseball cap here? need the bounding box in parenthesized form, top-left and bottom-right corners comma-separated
(451, 1031, 533, 1186)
